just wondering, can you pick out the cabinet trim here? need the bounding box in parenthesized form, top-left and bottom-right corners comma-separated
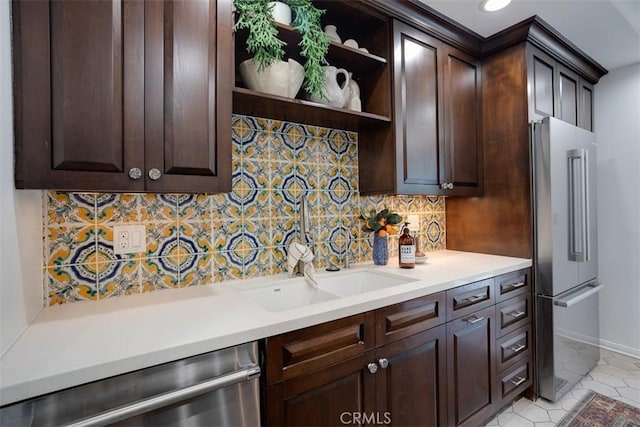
(483, 16, 607, 84)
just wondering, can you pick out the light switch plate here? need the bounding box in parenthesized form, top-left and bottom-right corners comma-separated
(113, 225, 146, 255)
(407, 214, 420, 232)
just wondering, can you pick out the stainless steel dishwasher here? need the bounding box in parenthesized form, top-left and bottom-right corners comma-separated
(0, 342, 261, 426)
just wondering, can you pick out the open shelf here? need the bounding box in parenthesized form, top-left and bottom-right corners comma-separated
(232, 87, 391, 132)
(233, 1, 392, 132)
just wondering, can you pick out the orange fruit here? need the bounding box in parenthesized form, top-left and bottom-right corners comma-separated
(378, 229, 388, 238)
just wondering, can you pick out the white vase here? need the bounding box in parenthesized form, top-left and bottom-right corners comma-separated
(324, 25, 342, 43)
(345, 72, 362, 112)
(268, 1, 291, 25)
(239, 58, 304, 98)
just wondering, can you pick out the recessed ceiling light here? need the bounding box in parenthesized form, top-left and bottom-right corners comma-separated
(480, 0, 512, 12)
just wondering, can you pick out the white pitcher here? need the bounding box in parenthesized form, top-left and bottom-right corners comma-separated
(345, 72, 362, 111)
(310, 66, 350, 108)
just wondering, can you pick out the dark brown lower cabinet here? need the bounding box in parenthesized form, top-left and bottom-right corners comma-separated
(265, 354, 375, 426)
(447, 305, 498, 427)
(265, 270, 534, 427)
(377, 325, 448, 427)
(265, 326, 447, 427)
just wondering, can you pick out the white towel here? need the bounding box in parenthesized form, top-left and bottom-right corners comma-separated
(287, 243, 318, 288)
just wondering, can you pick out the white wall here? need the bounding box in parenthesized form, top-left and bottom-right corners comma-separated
(0, 1, 43, 356)
(595, 63, 640, 357)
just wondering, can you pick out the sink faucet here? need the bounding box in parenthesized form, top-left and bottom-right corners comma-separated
(343, 230, 351, 269)
(295, 195, 310, 276)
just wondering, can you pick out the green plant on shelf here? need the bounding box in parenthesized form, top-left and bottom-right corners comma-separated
(233, 0, 330, 99)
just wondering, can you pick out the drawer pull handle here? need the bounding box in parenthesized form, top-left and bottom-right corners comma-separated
(378, 358, 389, 369)
(509, 343, 526, 353)
(464, 315, 484, 324)
(463, 293, 486, 304)
(368, 363, 378, 374)
(506, 281, 526, 290)
(510, 376, 527, 386)
(508, 310, 526, 318)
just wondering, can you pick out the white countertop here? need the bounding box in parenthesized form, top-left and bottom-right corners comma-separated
(0, 250, 530, 406)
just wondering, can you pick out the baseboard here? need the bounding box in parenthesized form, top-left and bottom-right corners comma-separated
(598, 338, 640, 359)
(556, 328, 640, 359)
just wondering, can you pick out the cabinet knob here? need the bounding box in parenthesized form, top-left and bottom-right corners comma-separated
(440, 182, 449, 190)
(447, 183, 454, 189)
(128, 168, 142, 180)
(378, 358, 389, 369)
(367, 362, 378, 374)
(148, 168, 162, 180)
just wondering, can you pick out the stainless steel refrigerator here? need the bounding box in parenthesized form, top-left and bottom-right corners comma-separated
(532, 117, 604, 402)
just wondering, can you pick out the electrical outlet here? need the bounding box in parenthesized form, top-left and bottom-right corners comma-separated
(407, 214, 420, 232)
(118, 230, 130, 250)
(113, 225, 146, 255)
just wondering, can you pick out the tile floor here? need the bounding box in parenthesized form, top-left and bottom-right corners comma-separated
(486, 349, 640, 426)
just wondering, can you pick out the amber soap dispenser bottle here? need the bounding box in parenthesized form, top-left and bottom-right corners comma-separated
(398, 222, 416, 268)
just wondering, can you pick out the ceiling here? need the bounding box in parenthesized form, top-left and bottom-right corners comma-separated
(418, 0, 640, 71)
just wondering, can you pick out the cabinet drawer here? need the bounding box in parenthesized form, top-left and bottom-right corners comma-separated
(495, 294, 531, 337)
(375, 292, 446, 346)
(498, 360, 532, 402)
(496, 325, 532, 373)
(446, 278, 495, 320)
(264, 312, 375, 385)
(495, 269, 531, 303)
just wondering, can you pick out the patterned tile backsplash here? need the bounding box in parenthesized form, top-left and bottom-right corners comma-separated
(44, 115, 446, 306)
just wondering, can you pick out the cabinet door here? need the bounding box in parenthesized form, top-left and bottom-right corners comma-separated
(12, 0, 145, 191)
(265, 354, 376, 427)
(527, 46, 556, 121)
(443, 46, 482, 196)
(447, 305, 498, 426)
(144, 0, 232, 193)
(556, 64, 580, 126)
(579, 80, 594, 131)
(392, 21, 445, 195)
(376, 325, 448, 427)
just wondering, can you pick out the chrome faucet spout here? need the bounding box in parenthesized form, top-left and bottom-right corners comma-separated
(296, 195, 310, 276)
(299, 194, 309, 245)
(343, 230, 350, 269)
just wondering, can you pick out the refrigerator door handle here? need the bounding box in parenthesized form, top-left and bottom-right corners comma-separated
(553, 282, 603, 308)
(567, 149, 589, 262)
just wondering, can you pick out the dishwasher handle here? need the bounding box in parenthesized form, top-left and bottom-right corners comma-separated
(553, 282, 603, 308)
(62, 365, 261, 427)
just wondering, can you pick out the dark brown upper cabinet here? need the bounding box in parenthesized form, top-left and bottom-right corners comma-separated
(527, 44, 596, 131)
(12, 0, 232, 193)
(359, 20, 481, 196)
(447, 17, 607, 259)
(579, 80, 594, 131)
